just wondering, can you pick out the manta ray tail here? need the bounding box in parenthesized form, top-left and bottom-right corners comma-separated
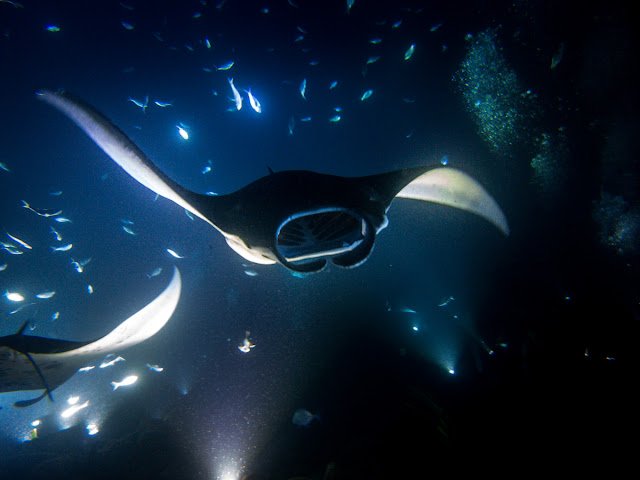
(22, 351, 54, 403)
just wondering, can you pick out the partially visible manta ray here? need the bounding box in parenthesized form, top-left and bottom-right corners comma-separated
(0, 267, 181, 407)
(38, 90, 509, 273)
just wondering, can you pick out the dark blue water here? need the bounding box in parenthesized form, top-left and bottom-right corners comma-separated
(1, 1, 638, 478)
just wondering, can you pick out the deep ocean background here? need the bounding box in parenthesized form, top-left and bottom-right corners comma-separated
(1, 0, 639, 478)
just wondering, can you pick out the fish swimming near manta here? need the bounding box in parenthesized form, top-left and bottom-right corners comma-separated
(0, 267, 181, 407)
(38, 90, 509, 273)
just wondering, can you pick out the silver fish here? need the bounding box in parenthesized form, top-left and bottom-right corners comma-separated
(36, 291, 56, 299)
(228, 78, 242, 111)
(21, 200, 62, 217)
(6, 233, 32, 250)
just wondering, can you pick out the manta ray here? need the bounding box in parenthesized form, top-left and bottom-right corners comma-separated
(38, 90, 509, 273)
(0, 267, 181, 407)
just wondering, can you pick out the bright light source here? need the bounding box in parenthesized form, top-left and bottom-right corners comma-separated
(448, 368, 455, 375)
(31, 419, 41, 427)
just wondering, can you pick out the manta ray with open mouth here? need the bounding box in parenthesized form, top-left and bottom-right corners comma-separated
(0, 267, 181, 407)
(38, 90, 509, 273)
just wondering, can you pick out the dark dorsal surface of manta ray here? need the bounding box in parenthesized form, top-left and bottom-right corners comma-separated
(38, 90, 509, 273)
(0, 267, 182, 407)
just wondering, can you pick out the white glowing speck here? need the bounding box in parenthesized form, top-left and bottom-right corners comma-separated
(86, 423, 99, 436)
(177, 125, 189, 140)
(411, 325, 419, 332)
(31, 419, 41, 427)
(448, 368, 455, 375)
(67, 395, 80, 405)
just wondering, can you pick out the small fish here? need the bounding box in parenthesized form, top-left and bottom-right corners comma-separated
(153, 100, 173, 107)
(166, 248, 184, 259)
(21, 200, 62, 217)
(36, 291, 56, 299)
(245, 89, 262, 113)
(1, 245, 23, 255)
(404, 43, 416, 61)
(0, 161, 10, 172)
(51, 243, 73, 252)
(6, 233, 32, 250)
(49, 190, 63, 196)
(4, 291, 24, 302)
(299, 78, 307, 100)
(329, 80, 338, 90)
(360, 89, 373, 101)
(78, 365, 95, 372)
(550, 42, 565, 70)
(201, 160, 212, 174)
(437, 295, 455, 307)
(204, 37, 212, 49)
(366, 56, 381, 65)
(71, 260, 83, 273)
(300, 116, 312, 122)
(430, 23, 443, 32)
(238, 331, 256, 353)
(292, 408, 319, 427)
(346, 0, 355, 14)
(54, 217, 72, 223)
(121, 218, 134, 225)
(61, 400, 89, 419)
(329, 114, 341, 123)
(51, 311, 60, 320)
(146, 363, 164, 372)
(100, 355, 125, 369)
(216, 61, 234, 71)
(87, 284, 94, 294)
(184, 209, 195, 220)
(399, 307, 417, 314)
(111, 374, 138, 390)
(244, 269, 258, 277)
(288, 116, 296, 136)
(227, 78, 243, 111)
(147, 267, 162, 278)
(440, 155, 449, 166)
(46, 25, 61, 32)
(49, 226, 62, 241)
(177, 124, 189, 140)
(128, 96, 149, 113)
(391, 19, 402, 29)
(369, 38, 382, 45)
(0, 263, 7, 271)
(121, 20, 135, 30)
(122, 225, 136, 235)
(8, 303, 34, 315)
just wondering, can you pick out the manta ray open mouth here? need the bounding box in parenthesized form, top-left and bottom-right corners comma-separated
(275, 208, 375, 272)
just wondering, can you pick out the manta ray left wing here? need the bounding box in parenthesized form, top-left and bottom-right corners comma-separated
(38, 90, 509, 273)
(0, 267, 182, 407)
